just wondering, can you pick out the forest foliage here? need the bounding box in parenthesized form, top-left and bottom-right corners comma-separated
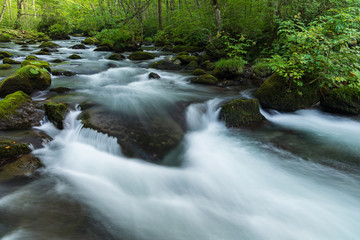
(0, 0, 359, 89)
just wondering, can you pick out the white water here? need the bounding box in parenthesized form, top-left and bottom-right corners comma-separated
(8, 101, 353, 240)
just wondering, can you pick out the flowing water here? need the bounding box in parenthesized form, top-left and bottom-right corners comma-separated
(0, 38, 360, 240)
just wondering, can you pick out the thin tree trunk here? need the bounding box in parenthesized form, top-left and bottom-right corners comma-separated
(33, 0, 36, 17)
(158, 0, 162, 30)
(0, 0, 9, 24)
(210, 0, 222, 35)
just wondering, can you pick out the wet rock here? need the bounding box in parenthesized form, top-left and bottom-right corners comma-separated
(220, 99, 265, 127)
(51, 69, 75, 76)
(129, 51, 155, 60)
(191, 74, 218, 85)
(0, 91, 44, 129)
(72, 44, 86, 49)
(69, 54, 81, 59)
(185, 60, 199, 70)
(0, 64, 12, 70)
(3, 58, 21, 64)
(108, 53, 125, 61)
(41, 47, 58, 53)
(0, 140, 31, 162)
(321, 86, 360, 115)
(0, 51, 13, 59)
(149, 72, 161, 79)
(35, 51, 51, 55)
(0, 66, 51, 97)
(192, 68, 206, 76)
(82, 37, 99, 45)
(254, 73, 321, 111)
(25, 55, 39, 60)
(80, 108, 184, 161)
(94, 45, 112, 51)
(50, 87, 72, 93)
(44, 102, 69, 129)
(176, 55, 198, 65)
(21, 60, 51, 72)
(149, 60, 181, 70)
(38, 41, 60, 49)
(52, 59, 64, 63)
(172, 45, 202, 53)
(202, 60, 215, 71)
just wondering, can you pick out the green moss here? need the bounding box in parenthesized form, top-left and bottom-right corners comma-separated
(0, 154, 42, 182)
(253, 60, 272, 78)
(192, 68, 206, 76)
(254, 73, 321, 111)
(0, 33, 11, 42)
(220, 99, 265, 127)
(0, 64, 12, 70)
(172, 45, 202, 53)
(149, 60, 182, 70)
(185, 61, 199, 70)
(3, 58, 21, 64)
(21, 60, 51, 72)
(69, 54, 81, 59)
(191, 74, 218, 85)
(25, 55, 39, 60)
(176, 55, 198, 64)
(203, 60, 215, 71)
(0, 66, 51, 97)
(82, 37, 99, 45)
(38, 41, 60, 48)
(321, 86, 360, 115)
(0, 51, 13, 58)
(129, 51, 155, 60)
(177, 51, 189, 56)
(0, 140, 31, 161)
(0, 91, 31, 119)
(44, 102, 69, 129)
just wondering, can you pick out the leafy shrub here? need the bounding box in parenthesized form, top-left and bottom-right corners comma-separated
(215, 58, 247, 74)
(95, 28, 132, 46)
(253, 60, 273, 78)
(49, 23, 70, 38)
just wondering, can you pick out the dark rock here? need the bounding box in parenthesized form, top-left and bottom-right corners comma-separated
(0, 91, 44, 129)
(44, 102, 69, 129)
(176, 55, 198, 65)
(321, 86, 360, 115)
(0, 51, 13, 59)
(192, 68, 206, 76)
(108, 53, 125, 61)
(0, 64, 11, 70)
(220, 99, 265, 127)
(51, 69, 75, 76)
(0, 140, 31, 162)
(0, 66, 51, 97)
(172, 45, 202, 53)
(3, 58, 21, 64)
(149, 60, 182, 70)
(94, 45, 112, 51)
(50, 87, 72, 93)
(25, 55, 39, 60)
(254, 73, 321, 111)
(72, 44, 86, 49)
(69, 54, 81, 59)
(52, 59, 64, 63)
(129, 51, 155, 60)
(149, 72, 161, 79)
(185, 61, 199, 70)
(191, 74, 218, 85)
(38, 41, 60, 49)
(35, 51, 51, 55)
(41, 47, 58, 53)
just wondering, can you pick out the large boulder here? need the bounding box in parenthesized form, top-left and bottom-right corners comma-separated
(44, 102, 69, 129)
(320, 86, 360, 115)
(129, 51, 155, 60)
(254, 73, 321, 111)
(220, 99, 265, 127)
(21, 60, 51, 72)
(80, 107, 184, 161)
(0, 91, 44, 129)
(149, 60, 181, 70)
(0, 65, 51, 97)
(191, 74, 218, 85)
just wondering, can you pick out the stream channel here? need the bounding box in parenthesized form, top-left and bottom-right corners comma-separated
(0, 37, 360, 240)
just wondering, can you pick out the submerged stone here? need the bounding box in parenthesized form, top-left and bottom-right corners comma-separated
(129, 51, 155, 60)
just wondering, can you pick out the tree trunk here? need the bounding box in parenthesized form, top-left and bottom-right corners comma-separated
(33, 0, 36, 17)
(0, 0, 9, 24)
(158, 0, 162, 30)
(210, 0, 222, 35)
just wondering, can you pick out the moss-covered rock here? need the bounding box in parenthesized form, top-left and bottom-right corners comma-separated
(108, 53, 125, 61)
(71, 44, 86, 49)
(0, 33, 11, 42)
(0, 140, 31, 161)
(320, 86, 360, 115)
(44, 102, 69, 129)
(177, 51, 189, 56)
(203, 60, 215, 71)
(205, 38, 227, 60)
(192, 68, 206, 76)
(38, 41, 60, 49)
(220, 99, 265, 127)
(172, 45, 202, 53)
(35, 50, 52, 55)
(0, 51, 13, 59)
(0, 154, 42, 182)
(82, 37, 99, 45)
(51, 69, 75, 76)
(176, 55, 198, 65)
(21, 60, 51, 72)
(25, 55, 39, 61)
(191, 74, 218, 85)
(94, 45, 112, 51)
(154, 38, 171, 47)
(129, 51, 155, 60)
(0, 91, 44, 129)
(0, 66, 51, 97)
(254, 73, 321, 111)
(69, 54, 81, 59)
(0, 64, 12, 70)
(185, 60, 199, 70)
(3, 58, 21, 64)
(149, 60, 182, 70)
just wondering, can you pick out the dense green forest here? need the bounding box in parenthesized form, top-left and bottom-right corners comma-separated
(1, 0, 360, 106)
